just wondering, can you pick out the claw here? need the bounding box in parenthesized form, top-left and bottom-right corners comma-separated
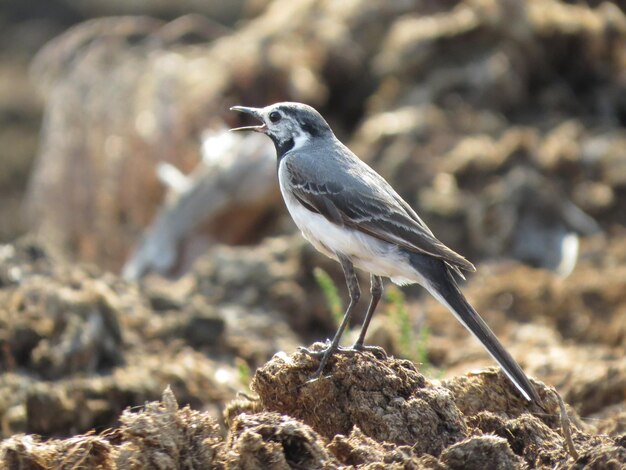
(298, 341, 389, 382)
(299, 341, 343, 379)
(299, 344, 360, 359)
(298, 346, 326, 358)
(351, 343, 388, 359)
(298, 340, 331, 358)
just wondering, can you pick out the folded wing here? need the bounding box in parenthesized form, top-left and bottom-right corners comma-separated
(285, 158, 475, 275)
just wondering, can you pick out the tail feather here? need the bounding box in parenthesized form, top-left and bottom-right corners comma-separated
(411, 253, 541, 403)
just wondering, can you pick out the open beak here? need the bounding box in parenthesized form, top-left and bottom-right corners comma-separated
(230, 106, 267, 132)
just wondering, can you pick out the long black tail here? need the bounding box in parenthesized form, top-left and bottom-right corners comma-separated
(410, 253, 541, 403)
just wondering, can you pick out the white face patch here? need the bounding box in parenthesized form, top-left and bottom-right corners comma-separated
(291, 130, 309, 151)
(263, 110, 311, 155)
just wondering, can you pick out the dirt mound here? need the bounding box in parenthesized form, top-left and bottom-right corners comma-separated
(2, 221, 626, 466)
(253, 346, 467, 454)
(3, 349, 624, 469)
(2, 231, 626, 467)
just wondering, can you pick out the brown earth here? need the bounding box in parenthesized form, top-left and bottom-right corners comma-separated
(2, 348, 625, 469)
(1, 231, 625, 468)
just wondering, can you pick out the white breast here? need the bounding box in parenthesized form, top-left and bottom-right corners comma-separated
(277, 158, 420, 285)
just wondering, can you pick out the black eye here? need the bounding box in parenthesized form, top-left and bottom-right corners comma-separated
(269, 111, 282, 123)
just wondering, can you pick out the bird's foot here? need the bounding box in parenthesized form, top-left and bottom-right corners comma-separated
(298, 341, 356, 382)
(298, 341, 388, 382)
(298, 340, 354, 358)
(351, 343, 388, 359)
(297, 340, 331, 358)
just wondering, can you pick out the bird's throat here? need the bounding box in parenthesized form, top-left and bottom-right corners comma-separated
(272, 130, 310, 160)
(273, 136, 295, 159)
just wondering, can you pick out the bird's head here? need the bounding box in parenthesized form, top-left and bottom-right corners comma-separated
(230, 102, 333, 156)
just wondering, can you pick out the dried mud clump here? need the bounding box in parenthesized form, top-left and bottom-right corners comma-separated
(193, 235, 332, 338)
(225, 412, 334, 469)
(0, 238, 124, 378)
(442, 368, 556, 422)
(327, 427, 439, 468)
(1, 433, 114, 470)
(252, 346, 467, 456)
(248, 347, 625, 468)
(467, 411, 569, 468)
(115, 387, 223, 469)
(571, 444, 626, 470)
(439, 435, 524, 470)
(0, 388, 224, 469)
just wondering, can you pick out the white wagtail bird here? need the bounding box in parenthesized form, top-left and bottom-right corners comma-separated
(230, 102, 540, 403)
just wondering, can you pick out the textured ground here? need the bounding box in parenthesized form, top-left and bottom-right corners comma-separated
(1, 233, 625, 468)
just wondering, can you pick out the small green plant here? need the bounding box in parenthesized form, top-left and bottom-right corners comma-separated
(386, 286, 412, 357)
(414, 322, 432, 375)
(385, 285, 433, 375)
(313, 267, 344, 327)
(235, 357, 252, 389)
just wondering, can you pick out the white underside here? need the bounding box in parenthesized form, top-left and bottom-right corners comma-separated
(278, 159, 424, 287)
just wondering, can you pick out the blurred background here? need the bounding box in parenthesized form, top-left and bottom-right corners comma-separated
(1, 0, 625, 443)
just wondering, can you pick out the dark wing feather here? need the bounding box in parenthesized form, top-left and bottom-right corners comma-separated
(285, 159, 475, 273)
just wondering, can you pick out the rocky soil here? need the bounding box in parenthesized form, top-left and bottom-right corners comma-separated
(1, 0, 626, 468)
(1, 231, 625, 468)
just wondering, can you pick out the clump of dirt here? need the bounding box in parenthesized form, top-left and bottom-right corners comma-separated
(225, 412, 334, 469)
(248, 349, 623, 468)
(252, 346, 467, 455)
(327, 426, 434, 468)
(1, 387, 224, 470)
(439, 435, 525, 470)
(115, 387, 223, 469)
(1, 433, 115, 469)
(192, 235, 337, 339)
(442, 368, 556, 422)
(467, 411, 568, 468)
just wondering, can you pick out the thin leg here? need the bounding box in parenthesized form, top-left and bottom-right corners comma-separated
(353, 274, 383, 350)
(309, 254, 360, 379)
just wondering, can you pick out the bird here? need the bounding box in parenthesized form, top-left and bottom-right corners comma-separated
(230, 101, 541, 403)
